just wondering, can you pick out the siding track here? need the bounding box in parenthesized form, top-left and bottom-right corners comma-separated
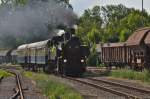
(65, 76, 150, 99)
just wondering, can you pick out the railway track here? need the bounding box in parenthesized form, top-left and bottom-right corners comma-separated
(64, 76, 150, 99)
(0, 66, 47, 99)
(1, 68, 24, 99)
(87, 77, 150, 94)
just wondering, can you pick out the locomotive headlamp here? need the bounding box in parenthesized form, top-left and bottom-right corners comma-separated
(64, 59, 67, 63)
(81, 59, 84, 63)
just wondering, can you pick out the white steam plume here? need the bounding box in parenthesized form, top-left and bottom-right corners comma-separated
(0, 0, 77, 48)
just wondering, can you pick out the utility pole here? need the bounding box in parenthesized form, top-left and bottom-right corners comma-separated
(142, 0, 144, 26)
(142, 0, 144, 12)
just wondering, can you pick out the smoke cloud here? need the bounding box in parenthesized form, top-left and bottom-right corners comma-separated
(0, 0, 77, 48)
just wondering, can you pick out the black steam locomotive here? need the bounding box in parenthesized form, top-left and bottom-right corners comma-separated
(17, 28, 89, 76)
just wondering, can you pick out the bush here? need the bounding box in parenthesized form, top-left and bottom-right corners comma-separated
(87, 53, 98, 66)
(87, 43, 100, 66)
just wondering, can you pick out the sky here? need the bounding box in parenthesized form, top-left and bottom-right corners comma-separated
(70, 0, 150, 16)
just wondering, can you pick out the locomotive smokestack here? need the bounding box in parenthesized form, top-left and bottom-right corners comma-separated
(70, 25, 77, 37)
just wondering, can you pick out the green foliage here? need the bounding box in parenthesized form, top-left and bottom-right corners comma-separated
(77, 4, 150, 44)
(15, 0, 27, 5)
(87, 43, 99, 66)
(0, 69, 13, 78)
(119, 28, 130, 42)
(118, 10, 150, 42)
(102, 5, 150, 43)
(77, 4, 150, 66)
(24, 72, 83, 99)
(77, 6, 102, 45)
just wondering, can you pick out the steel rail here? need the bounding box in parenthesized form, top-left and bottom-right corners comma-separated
(16, 73, 24, 99)
(10, 89, 19, 99)
(87, 77, 150, 94)
(65, 76, 139, 99)
(0, 68, 24, 99)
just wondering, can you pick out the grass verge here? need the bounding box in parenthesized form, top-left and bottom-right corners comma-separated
(109, 69, 150, 83)
(24, 72, 83, 99)
(0, 69, 13, 78)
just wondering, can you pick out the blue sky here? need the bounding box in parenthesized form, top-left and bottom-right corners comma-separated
(70, 0, 150, 16)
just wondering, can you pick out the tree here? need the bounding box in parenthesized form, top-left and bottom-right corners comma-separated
(77, 6, 103, 45)
(77, 6, 103, 66)
(101, 4, 132, 42)
(101, 4, 132, 25)
(77, 4, 150, 66)
(100, 4, 150, 42)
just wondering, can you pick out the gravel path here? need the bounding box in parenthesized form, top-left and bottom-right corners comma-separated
(0, 77, 16, 99)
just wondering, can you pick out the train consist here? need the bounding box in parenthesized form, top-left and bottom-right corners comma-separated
(17, 29, 89, 76)
(2, 27, 150, 74)
(0, 28, 89, 76)
(97, 27, 150, 71)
